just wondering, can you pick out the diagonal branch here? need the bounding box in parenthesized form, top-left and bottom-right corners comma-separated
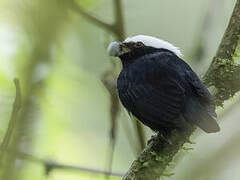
(123, 0, 240, 179)
(203, 0, 240, 106)
(69, 0, 115, 34)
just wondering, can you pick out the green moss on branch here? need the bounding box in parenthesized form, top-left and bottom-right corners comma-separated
(123, 128, 194, 180)
(203, 58, 240, 106)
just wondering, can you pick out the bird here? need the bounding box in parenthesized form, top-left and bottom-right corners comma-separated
(107, 35, 220, 135)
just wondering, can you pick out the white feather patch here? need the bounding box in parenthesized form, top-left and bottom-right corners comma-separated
(124, 35, 182, 57)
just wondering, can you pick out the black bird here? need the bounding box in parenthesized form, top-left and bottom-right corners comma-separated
(108, 35, 220, 134)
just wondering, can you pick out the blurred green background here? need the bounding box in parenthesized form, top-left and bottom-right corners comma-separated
(0, 0, 239, 179)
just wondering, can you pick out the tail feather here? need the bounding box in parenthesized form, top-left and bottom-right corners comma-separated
(194, 113, 220, 133)
(184, 98, 220, 133)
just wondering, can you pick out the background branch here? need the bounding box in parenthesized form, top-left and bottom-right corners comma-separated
(123, 0, 240, 179)
(0, 79, 21, 166)
(113, 0, 126, 41)
(13, 151, 123, 177)
(70, 0, 115, 33)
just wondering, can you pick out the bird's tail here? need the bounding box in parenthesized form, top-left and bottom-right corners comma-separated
(184, 98, 220, 133)
(194, 111, 220, 133)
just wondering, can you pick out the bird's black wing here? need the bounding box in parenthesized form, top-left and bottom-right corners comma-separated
(175, 58, 219, 132)
(173, 57, 217, 117)
(118, 58, 187, 130)
(185, 69, 216, 117)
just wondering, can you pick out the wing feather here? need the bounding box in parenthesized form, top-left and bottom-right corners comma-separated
(118, 75, 186, 129)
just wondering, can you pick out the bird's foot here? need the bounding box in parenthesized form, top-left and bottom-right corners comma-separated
(159, 133, 173, 145)
(147, 132, 173, 146)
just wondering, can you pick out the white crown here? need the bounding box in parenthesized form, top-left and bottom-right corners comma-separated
(124, 35, 182, 57)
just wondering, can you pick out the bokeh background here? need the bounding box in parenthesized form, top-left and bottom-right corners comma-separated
(0, 0, 239, 179)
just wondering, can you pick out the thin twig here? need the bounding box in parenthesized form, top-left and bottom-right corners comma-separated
(14, 151, 123, 177)
(69, 0, 115, 34)
(191, 0, 220, 63)
(0, 79, 21, 165)
(113, 0, 126, 41)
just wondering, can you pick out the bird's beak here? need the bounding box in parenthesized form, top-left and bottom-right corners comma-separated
(107, 41, 131, 57)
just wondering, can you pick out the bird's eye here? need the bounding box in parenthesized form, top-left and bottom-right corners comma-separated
(135, 42, 144, 48)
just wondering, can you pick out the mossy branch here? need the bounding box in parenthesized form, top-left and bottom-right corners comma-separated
(123, 0, 240, 179)
(203, 0, 240, 106)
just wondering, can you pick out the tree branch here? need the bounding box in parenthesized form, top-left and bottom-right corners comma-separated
(13, 151, 123, 177)
(204, 0, 240, 106)
(0, 79, 21, 165)
(123, 0, 240, 179)
(191, 0, 220, 62)
(69, 0, 115, 34)
(113, 0, 126, 41)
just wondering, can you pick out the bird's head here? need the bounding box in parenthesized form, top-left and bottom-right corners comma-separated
(107, 35, 182, 61)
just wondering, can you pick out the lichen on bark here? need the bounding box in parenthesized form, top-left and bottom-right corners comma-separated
(203, 57, 240, 106)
